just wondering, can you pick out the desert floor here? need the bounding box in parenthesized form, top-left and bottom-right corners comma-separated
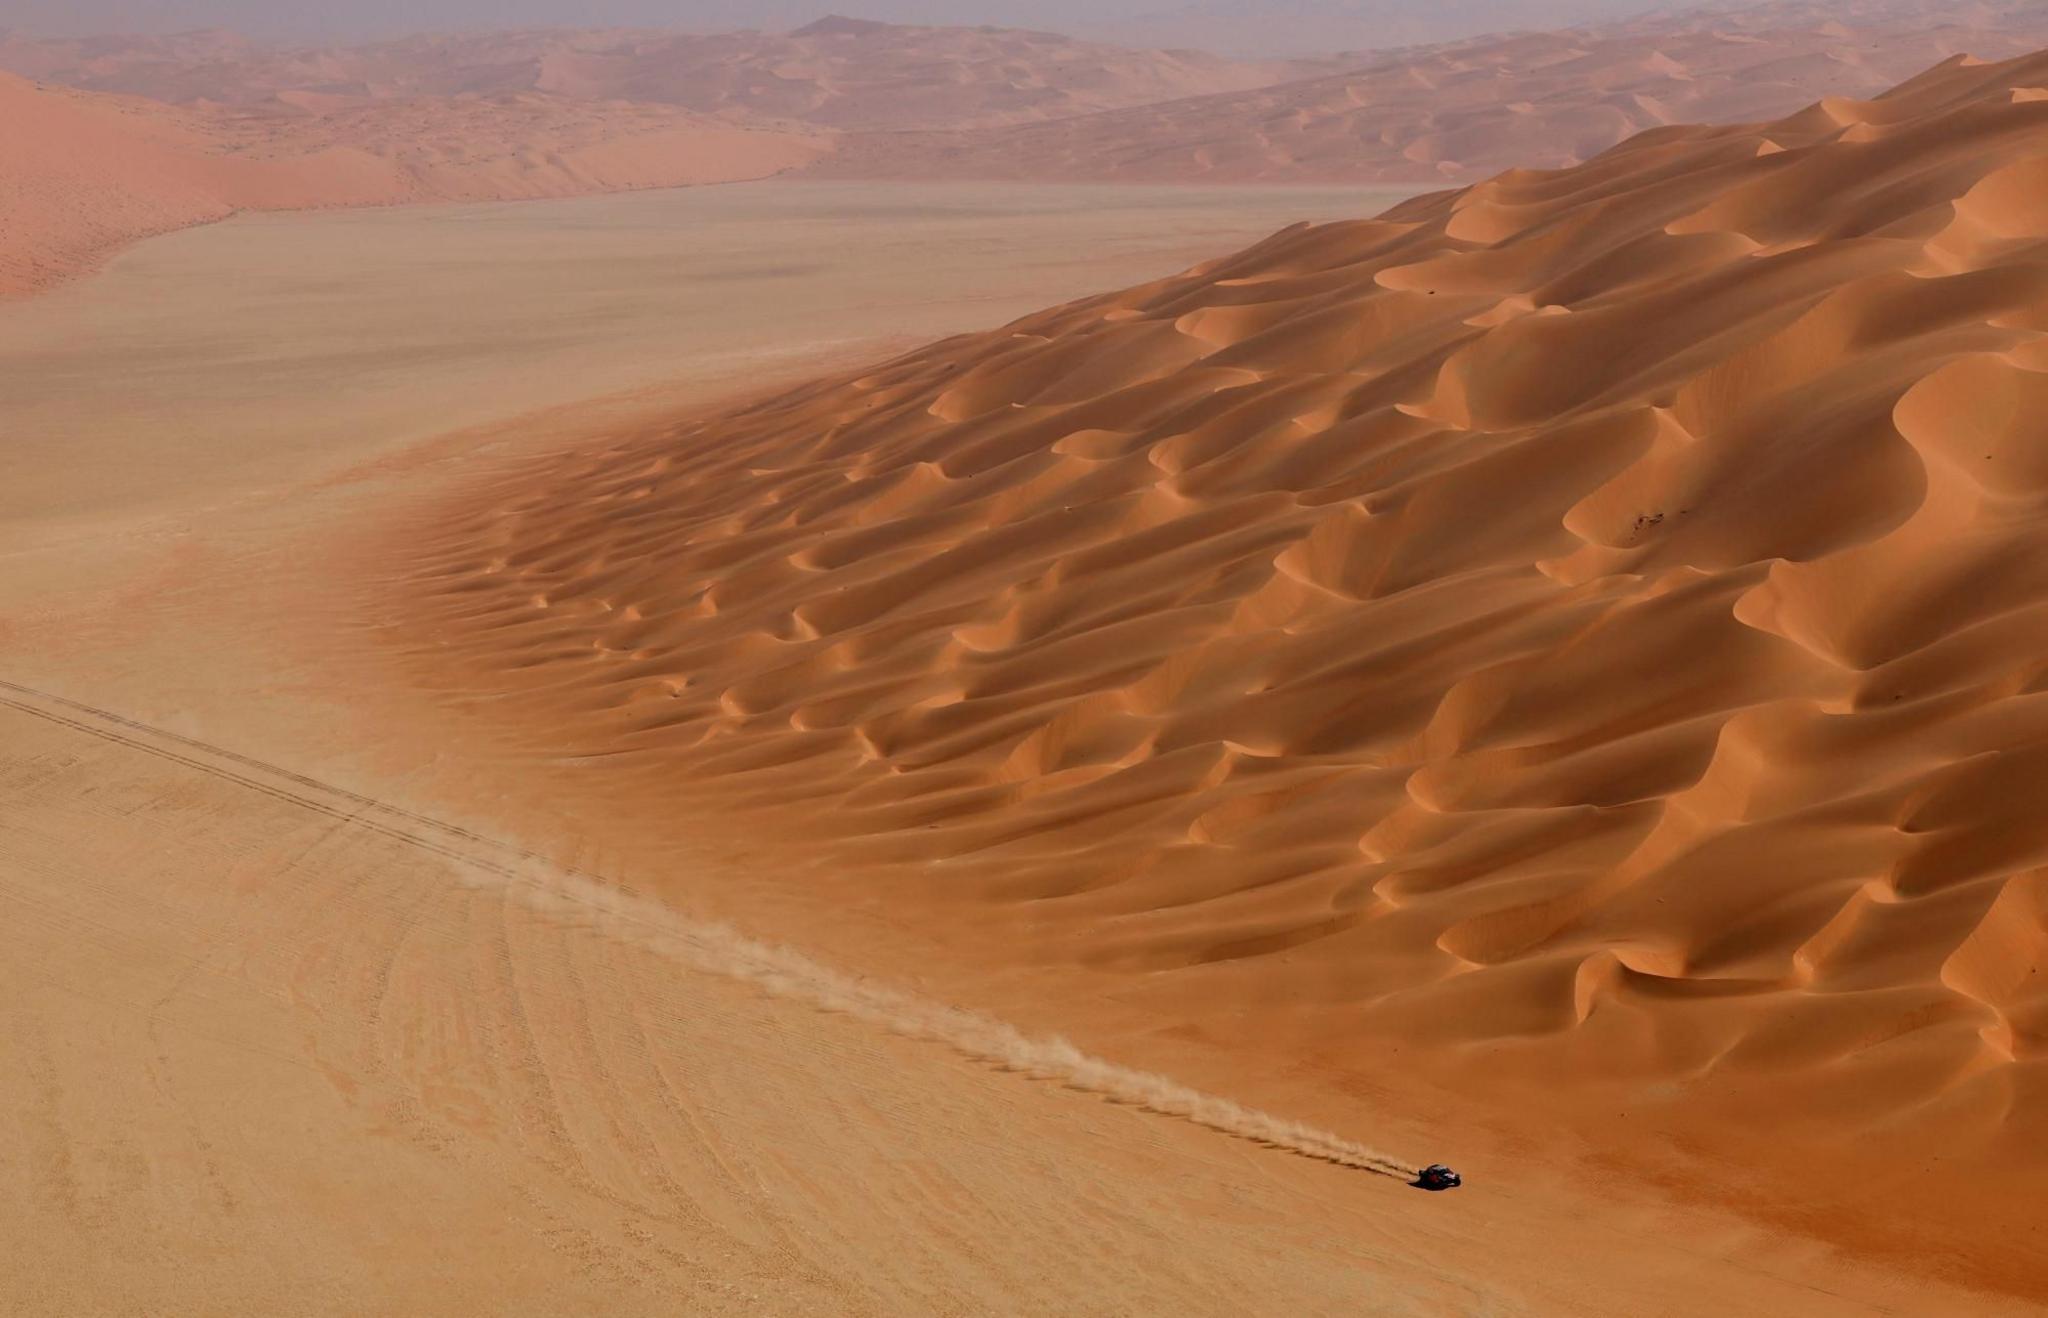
(0, 181, 1399, 533)
(0, 180, 2023, 1315)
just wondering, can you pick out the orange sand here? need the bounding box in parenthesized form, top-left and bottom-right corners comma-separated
(393, 47, 2048, 1301)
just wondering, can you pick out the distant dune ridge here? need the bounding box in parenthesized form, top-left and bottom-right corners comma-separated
(9, 3, 2048, 297)
(0, 20, 1322, 129)
(0, 75, 232, 297)
(0, 17, 1304, 297)
(1073, 0, 1665, 60)
(396, 47, 2048, 1289)
(0, 71, 824, 297)
(813, 0, 2048, 181)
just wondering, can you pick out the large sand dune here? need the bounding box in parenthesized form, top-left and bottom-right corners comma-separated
(392, 48, 2048, 1297)
(0, 75, 238, 298)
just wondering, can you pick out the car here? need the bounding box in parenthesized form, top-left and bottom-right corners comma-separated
(1416, 1163, 1462, 1191)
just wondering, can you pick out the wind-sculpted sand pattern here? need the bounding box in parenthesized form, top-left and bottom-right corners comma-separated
(399, 49, 2048, 1279)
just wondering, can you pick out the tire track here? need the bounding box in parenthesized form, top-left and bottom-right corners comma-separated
(0, 678, 1415, 1179)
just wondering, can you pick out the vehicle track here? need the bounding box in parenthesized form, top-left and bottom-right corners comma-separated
(0, 677, 1415, 1180)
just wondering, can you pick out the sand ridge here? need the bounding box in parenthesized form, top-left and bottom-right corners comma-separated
(0, 71, 826, 298)
(391, 46, 2048, 1296)
(0, 21, 1325, 130)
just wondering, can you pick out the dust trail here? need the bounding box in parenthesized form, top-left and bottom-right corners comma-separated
(509, 861, 1416, 1179)
(0, 678, 1415, 1180)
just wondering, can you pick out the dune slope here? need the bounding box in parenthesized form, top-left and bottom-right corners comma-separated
(397, 49, 2048, 1290)
(0, 72, 822, 297)
(0, 75, 236, 297)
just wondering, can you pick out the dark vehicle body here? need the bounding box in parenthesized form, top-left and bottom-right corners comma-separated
(1416, 1164, 1462, 1191)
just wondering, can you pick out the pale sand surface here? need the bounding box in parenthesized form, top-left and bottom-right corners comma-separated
(0, 180, 1404, 536)
(0, 175, 2012, 1314)
(0, 684, 1433, 1316)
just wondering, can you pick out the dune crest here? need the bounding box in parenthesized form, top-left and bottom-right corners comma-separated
(395, 47, 2048, 1288)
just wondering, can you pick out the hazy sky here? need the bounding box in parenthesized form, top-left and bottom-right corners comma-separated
(0, 0, 1673, 46)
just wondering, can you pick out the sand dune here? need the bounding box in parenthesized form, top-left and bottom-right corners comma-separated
(812, 2, 2048, 183)
(0, 75, 237, 298)
(0, 71, 822, 297)
(0, 19, 1319, 131)
(207, 95, 826, 203)
(393, 48, 2048, 1297)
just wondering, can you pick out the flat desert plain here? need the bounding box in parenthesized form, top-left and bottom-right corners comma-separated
(0, 181, 1396, 533)
(4, 71, 2045, 1318)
